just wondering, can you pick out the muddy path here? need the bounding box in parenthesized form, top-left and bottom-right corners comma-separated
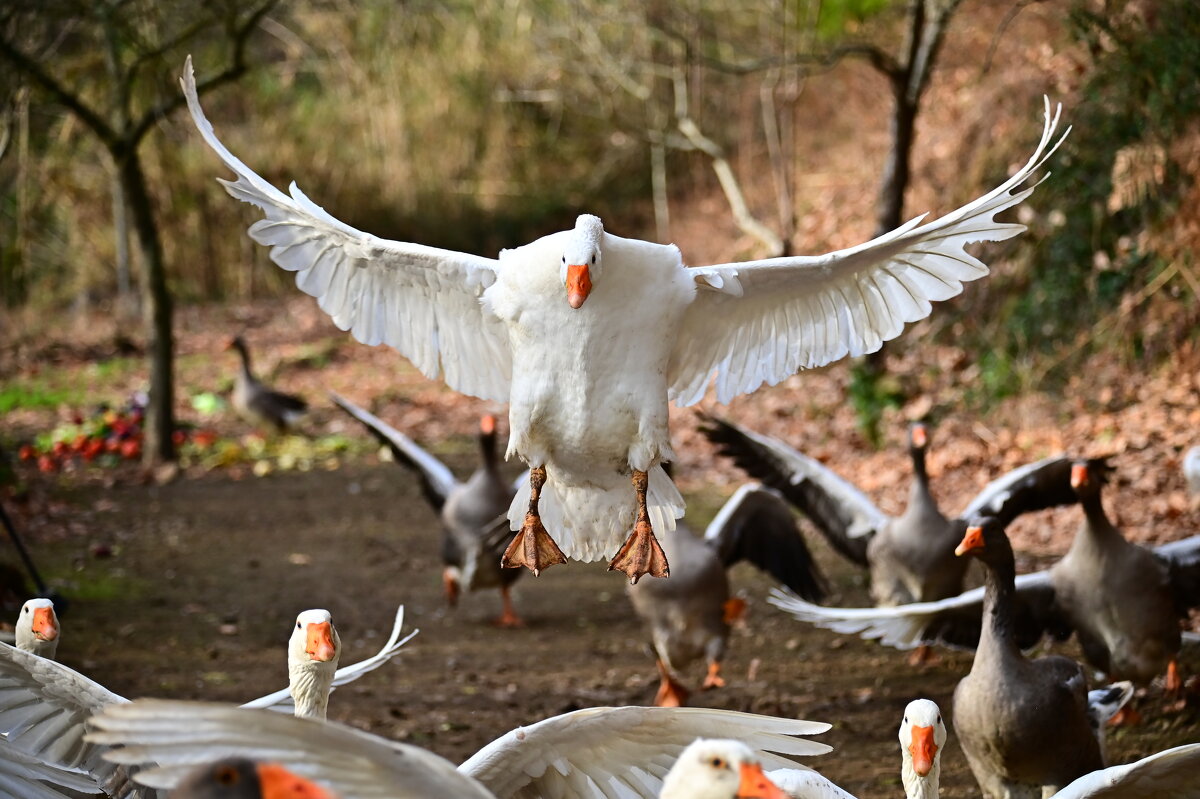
(11, 458, 1200, 799)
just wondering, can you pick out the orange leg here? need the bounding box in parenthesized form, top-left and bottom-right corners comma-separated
(1166, 659, 1183, 695)
(442, 568, 460, 608)
(654, 658, 689, 707)
(492, 585, 524, 628)
(702, 661, 726, 690)
(609, 469, 670, 584)
(906, 644, 940, 667)
(501, 465, 566, 576)
(1107, 704, 1143, 727)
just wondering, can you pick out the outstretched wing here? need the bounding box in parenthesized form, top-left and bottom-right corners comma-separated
(959, 456, 1112, 523)
(670, 100, 1068, 405)
(703, 416, 885, 567)
(0, 643, 153, 798)
(0, 737, 105, 799)
(704, 484, 826, 601)
(329, 392, 459, 511)
(89, 700, 494, 798)
(182, 57, 511, 402)
(241, 604, 417, 712)
(768, 569, 1066, 652)
(1053, 743, 1200, 798)
(459, 705, 832, 799)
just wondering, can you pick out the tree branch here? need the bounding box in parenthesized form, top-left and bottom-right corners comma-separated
(0, 36, 116, 145)
(127, 0, 279, 146)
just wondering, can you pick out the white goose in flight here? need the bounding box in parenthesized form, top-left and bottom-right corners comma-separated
(181, 57, 1068, 582)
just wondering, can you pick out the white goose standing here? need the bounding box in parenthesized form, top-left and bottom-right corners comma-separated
(182, 57, 1067, 582)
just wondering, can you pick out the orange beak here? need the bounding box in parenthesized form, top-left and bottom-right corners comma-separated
(1070, 462, 1088, 489)
(31, 606, 58, 641)
(955, 525, 985, 556)
(908, 725, 937, 777)
(566, 263, 592, 309)
(257, 763, 337, 799)
(736, 762, 789, 799)
(305, 621, 337, 662)
(911, 424, 927, 448)
(480, 415, 496, 435)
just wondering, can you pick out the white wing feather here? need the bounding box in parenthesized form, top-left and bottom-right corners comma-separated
(459, 706, 832, 799)
(1052, 744, 1200, 798)
(0, 736, 103, 799)
(0, 643, 152, 798)
(181, 57, 510, 402)
(89, 700, 494, 799)
(768, 570, 1056, 651)
(670, 99, 1069, 405)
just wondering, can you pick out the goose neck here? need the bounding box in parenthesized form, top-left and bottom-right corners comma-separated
(902, 760, 940, 799)
(289, 661, 335, 720)
(977, 543, 1021, 659)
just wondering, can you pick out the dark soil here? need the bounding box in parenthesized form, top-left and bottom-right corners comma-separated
(6, 456, 1198, 799)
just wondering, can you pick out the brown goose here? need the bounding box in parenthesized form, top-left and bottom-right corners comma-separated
(226, 336, 308, 434)
(952, 518, 1104, 798)
(704, 417, 1101, 606)
(772, 461, 1200, 712)
(1052, 461, 1188, 715)
(330, 393, 523, 626)
(627, 484, 825, 706)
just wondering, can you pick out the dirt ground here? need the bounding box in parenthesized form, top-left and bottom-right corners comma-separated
(5, 451, 1198, 799)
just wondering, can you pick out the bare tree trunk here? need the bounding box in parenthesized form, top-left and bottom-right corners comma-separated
(110, 168, 135, 313)
(116, 146, 175, 464)
(874, 92, 918, 237)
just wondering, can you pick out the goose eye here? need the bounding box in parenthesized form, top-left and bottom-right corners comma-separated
(590, 254, 596, 264)
(903, 716, 908, 724)
(215, 765, 239, 785)
(936, 715, 942, 724)
(561, 255, 566, 264)
(296, 622, 302, 629)
(22, 607, 28, 614)
(708, 756, 727, 769)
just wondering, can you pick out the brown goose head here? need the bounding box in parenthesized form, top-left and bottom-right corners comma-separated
(171, 758, 335, 799)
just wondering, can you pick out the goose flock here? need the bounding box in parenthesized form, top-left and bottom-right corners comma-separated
(5, 55, 1200, 799)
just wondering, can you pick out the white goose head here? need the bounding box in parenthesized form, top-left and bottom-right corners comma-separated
(15, 598, 59, 659)
(661, 739, 789, 799)
(899, 699, 946, 799)
(288, 609, 341, 720)
(560, 214, 604, 309)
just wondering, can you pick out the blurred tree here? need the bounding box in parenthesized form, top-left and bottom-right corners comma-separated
(0, 0, 279, 465)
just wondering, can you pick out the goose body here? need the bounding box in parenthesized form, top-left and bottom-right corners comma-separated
(14, 598, 59, 660)
(182, 57, 1067, 581)
(628, 484, 824, 705)
(1049, 463, 1182, 686)
(90, 699, 831, 799)
(864, 425, 962, 606)
(330, 394, 524, 624)
(226, 336, 308, 434)
(952, 519, 1104, 798)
